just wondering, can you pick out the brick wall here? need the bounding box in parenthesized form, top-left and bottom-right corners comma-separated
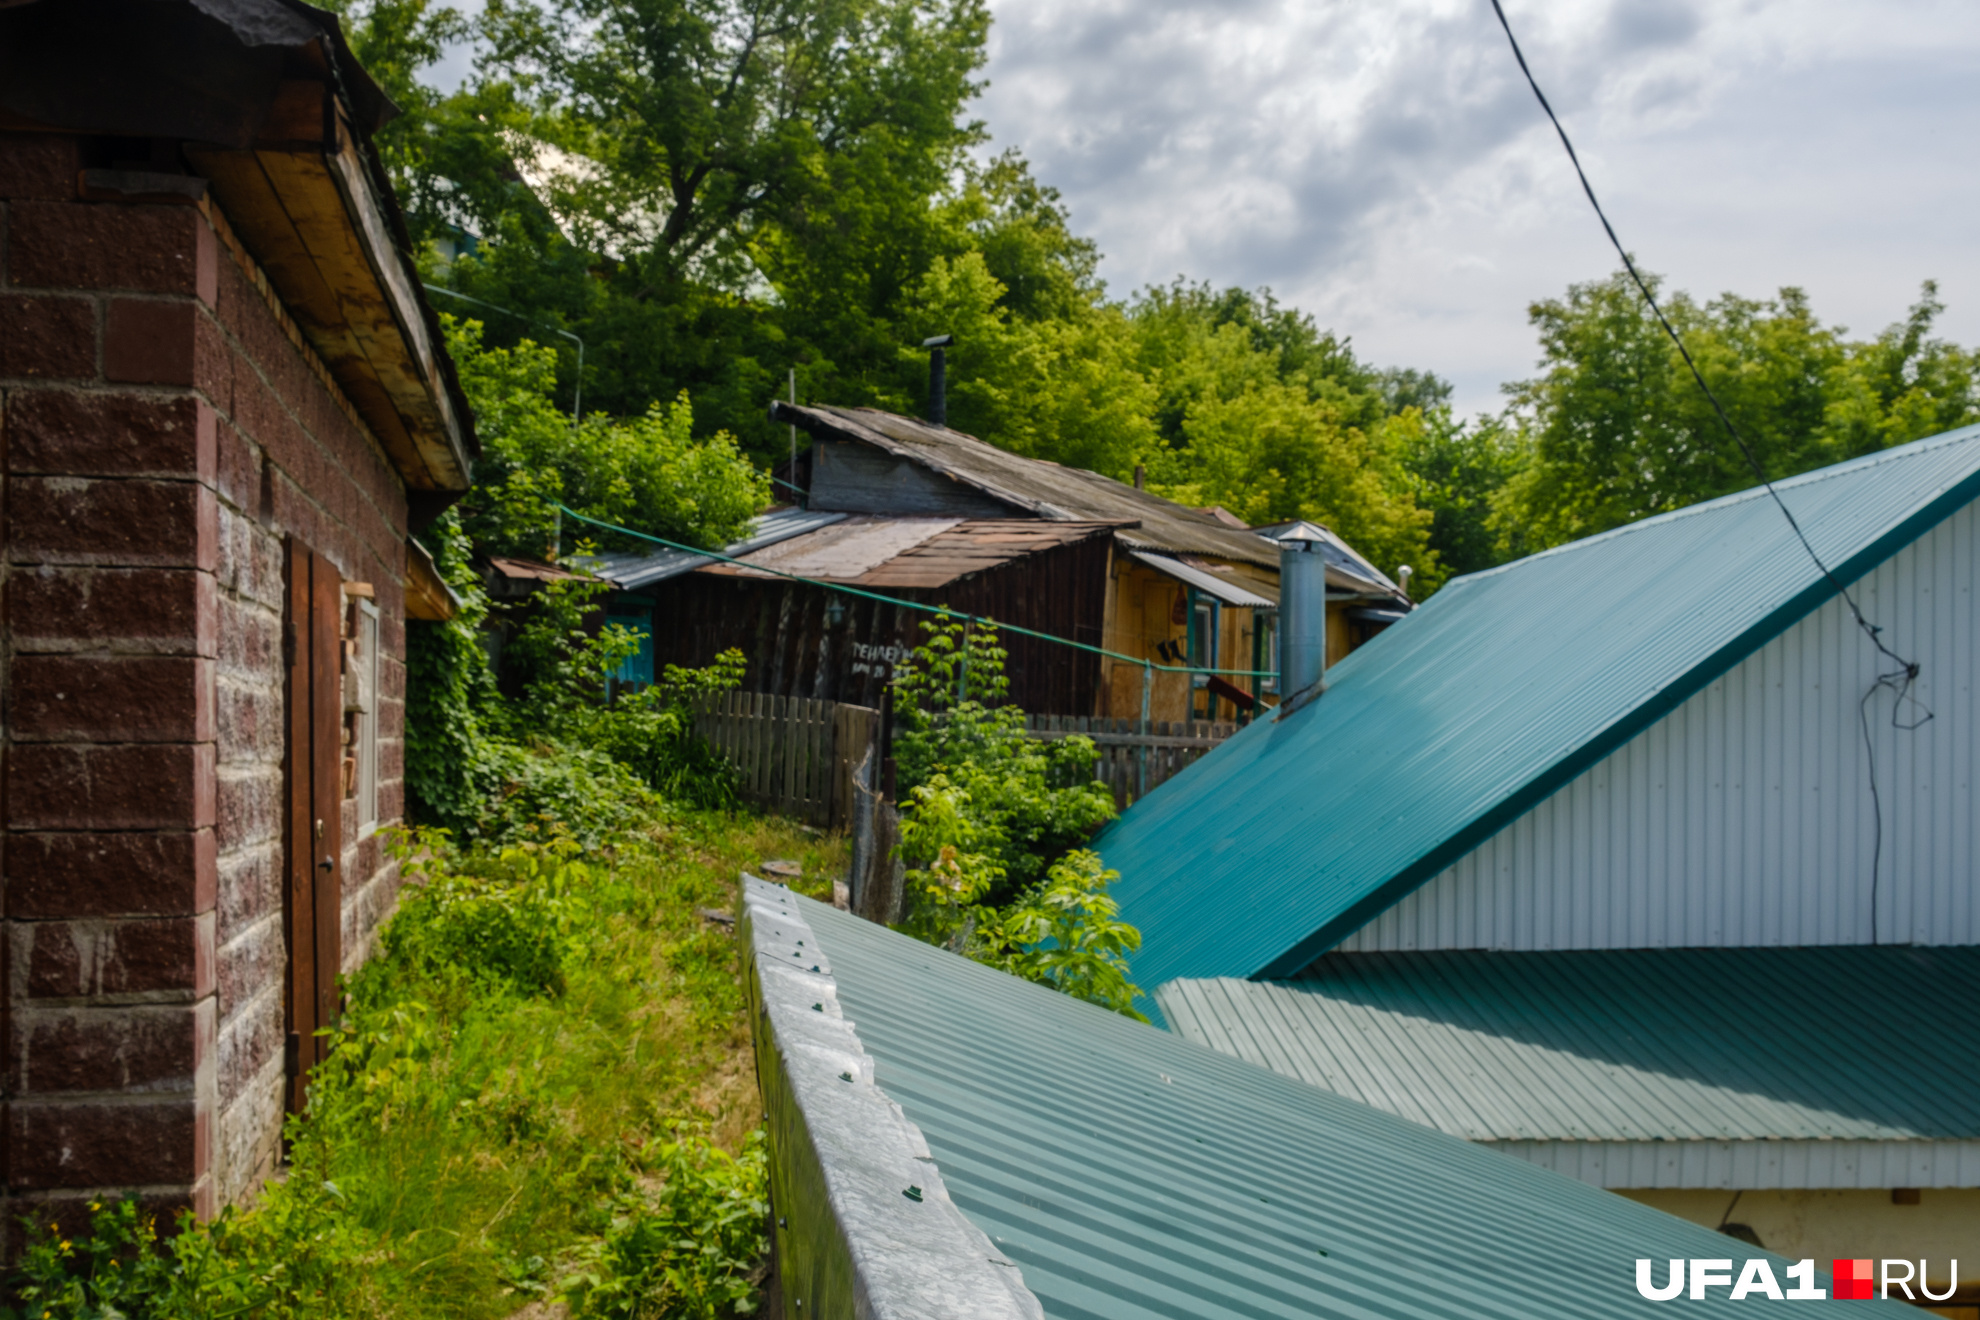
(1, 130, 411, 1229)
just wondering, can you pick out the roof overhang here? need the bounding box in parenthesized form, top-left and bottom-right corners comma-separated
(584, 509, 849, 590)
(1158, 945, 1980, 1190)
(405, 538, 462, 621)
(1128, 551, 1276, 608)
(0, 0, 477, 522)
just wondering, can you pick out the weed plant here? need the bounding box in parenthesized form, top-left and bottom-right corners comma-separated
(5, 812, 844, 1320)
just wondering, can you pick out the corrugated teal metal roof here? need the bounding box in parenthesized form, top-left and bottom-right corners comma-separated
(784, 889, 1879, 1317)
(1098, 425, 1980, 992)
(1158, 946, 1980, 1143)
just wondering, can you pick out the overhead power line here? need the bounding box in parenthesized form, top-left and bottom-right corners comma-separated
(1485, 0, 1929, 942)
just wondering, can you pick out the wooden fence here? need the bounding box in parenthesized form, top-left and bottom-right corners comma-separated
(693, 693, 879, 828)
(694, 693, 1236, 825)
(1025, 715, 1238, 809)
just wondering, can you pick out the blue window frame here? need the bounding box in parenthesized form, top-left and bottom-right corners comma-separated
(604, 614, 654, 689)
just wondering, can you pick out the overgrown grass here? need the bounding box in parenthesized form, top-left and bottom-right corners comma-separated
(5, 806, 842, 1320)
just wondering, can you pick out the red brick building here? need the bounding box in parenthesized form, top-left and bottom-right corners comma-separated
(0, 0, 474, 1231)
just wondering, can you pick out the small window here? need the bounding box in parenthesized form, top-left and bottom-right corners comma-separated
(1186, 592, 1217, 689)
(1254, 609, 1279, 694)
(604, 613, 655, 695)
(350, 598, 380, 834)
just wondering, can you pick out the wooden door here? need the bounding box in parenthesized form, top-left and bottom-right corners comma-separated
(283, 539, 345, 1113)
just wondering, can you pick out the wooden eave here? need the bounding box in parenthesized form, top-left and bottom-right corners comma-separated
(186, 82, 470, 494)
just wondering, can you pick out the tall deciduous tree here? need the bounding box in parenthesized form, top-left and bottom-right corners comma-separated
(1494, 272, 1980, 551)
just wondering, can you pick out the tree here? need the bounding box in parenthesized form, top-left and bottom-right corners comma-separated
(1495, 271, 1980, 551)
(1383, 407, 1527, 581)
(446, 317, 768, 561)
(1122, 282, 1441, 587)
(422, 0, 991, 452)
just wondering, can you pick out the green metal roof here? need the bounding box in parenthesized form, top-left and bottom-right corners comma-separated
(783, 889, 1878, 1317)
(1097, 425, 1980, 992)
(1158, 946, 1980, 1143)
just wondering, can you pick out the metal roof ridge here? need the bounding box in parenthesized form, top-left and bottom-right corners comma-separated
(1458, 422, 1980, 586)
(739, 878, 1046, 1320)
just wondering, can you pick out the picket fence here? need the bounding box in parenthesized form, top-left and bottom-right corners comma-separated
(692, 692, 879, 828)
(1025, 714, 1239, 809)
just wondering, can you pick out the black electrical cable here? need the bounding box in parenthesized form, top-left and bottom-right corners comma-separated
(1487, 0, 1931, 942)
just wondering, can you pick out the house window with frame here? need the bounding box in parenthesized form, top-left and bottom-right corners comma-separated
(349, 596, 381, 834)
(1186, 591, 1219, 717)
(1254, 609, 1279, 694)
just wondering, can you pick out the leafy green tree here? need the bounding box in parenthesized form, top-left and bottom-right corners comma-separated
(1120, 283, 1439, 584)
(447, 318, 768, 561)
(425, 0, 991, 449)
(1382, 407, 1528, 581)
(1494, 271, 1980, 551)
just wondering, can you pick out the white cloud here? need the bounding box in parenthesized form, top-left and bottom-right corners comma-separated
(977, 0, 1980, 415)
(424, 0, 1980, 417)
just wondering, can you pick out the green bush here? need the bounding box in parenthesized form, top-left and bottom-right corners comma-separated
(567, 1128, 769, 1319)
(892, 616, 1117, 903)
(473, 741, 664, 850)
(889, 616, 1144, 1016)
(381, 862, 581, 999)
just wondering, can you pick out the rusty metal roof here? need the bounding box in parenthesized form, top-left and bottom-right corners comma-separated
(485, 556, 588, 584)
(700, 518, 1119, 590)
(776, 403, 1287, 569)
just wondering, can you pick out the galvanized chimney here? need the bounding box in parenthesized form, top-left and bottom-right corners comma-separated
(1277, 524, 1328, 714)
(923, 334, 954, 426)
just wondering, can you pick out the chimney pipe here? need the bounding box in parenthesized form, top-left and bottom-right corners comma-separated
(923, 334, 954, 426)
(1133, 464, 1146, 490)
(1276, 525, 1328, 715)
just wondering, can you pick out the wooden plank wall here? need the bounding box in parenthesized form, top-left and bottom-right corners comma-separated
(636, 535, 1113, 716)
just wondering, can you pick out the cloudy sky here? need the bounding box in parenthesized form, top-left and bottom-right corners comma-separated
(437, 0, 1980, 417)
(973, 0, 1980, 415)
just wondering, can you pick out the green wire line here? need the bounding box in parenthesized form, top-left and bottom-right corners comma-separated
(556, 503, 1280, 681)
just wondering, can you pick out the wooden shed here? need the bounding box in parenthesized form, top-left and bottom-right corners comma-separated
(613, 404, 1411, 721)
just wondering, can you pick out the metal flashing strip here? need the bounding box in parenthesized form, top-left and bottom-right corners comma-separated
(1127, 550, 1277, 608)
(740, 878, 1044, 1320)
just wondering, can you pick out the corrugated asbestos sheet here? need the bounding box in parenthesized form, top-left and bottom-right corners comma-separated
(701, 518, 1120, 590)
(777, 889, 1877, 1317)
(634, 530, 1113, 713)
(1158, 946, 1980, 1143)
(1127, 551, 1277, 608)
(775, 402, 1288, 568)
(1097, 425, 1980, 992)
(1340, 497, 1980, 952)
(586, 508, 847, 589)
